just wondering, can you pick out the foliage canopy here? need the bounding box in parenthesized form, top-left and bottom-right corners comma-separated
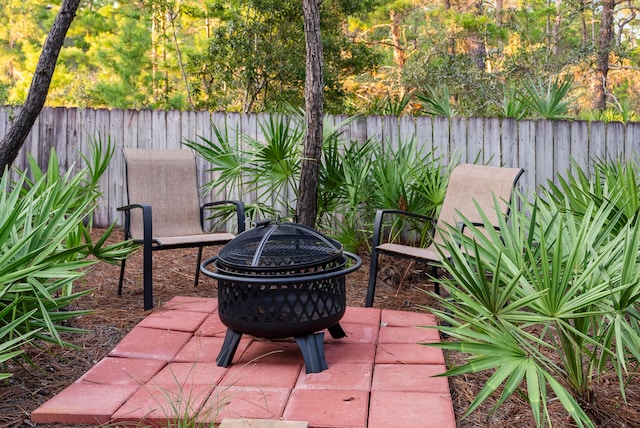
(0, 0, 639, 118)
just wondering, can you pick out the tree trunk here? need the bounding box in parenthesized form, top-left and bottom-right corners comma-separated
(550, 0, 563, 55)
(390, 10, 406, 68)
(0, 0, 81, 174)
(594, 0, 614, 110)
(467, 0, 486, 71)
(297, 0, 324, 227)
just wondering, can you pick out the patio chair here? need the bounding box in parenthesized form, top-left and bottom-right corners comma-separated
(366, 163, 524, 307)
(117, 148, 246, 310)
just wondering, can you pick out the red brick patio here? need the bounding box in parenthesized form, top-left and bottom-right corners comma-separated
(32, 296, 455, 427)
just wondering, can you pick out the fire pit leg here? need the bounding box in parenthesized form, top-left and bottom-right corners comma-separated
(216, 329, 242, 368)
(295, 332, 328, 374)
(327, 323, 346, 339)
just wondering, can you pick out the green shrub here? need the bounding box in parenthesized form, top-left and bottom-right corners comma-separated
(427, 164, 640, 427)
(0, 140, 135, 378)
(184, 115, 302, 222)
(544, 157, 640, 235)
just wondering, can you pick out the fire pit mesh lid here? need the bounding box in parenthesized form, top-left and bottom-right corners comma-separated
(217, 220, 343, 271)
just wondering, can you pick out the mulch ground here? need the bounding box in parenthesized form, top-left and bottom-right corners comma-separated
(1, 228, 639, 428)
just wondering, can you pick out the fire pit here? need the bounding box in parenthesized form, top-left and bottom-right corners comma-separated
(200, 220, 361, 373)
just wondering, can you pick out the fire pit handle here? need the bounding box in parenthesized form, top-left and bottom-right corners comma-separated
(200, 252, 362, 284)
(252, 218, 272, 227)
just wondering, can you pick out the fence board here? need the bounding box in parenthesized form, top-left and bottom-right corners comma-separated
(570, 121, 589, 174)
(450, 117, 467, 163)
(123, 109, 138, 150)
(366, 115, 383, 152)
(37, 108, 54, 170)
(483, 117, 501, 166)
(67, 109, 86, 168)
(27, 108, 41, 174)
(518, 120, 536, 197)
(467, 117, 484, 163)
(554, 120, 571, 184)
(108, 108, 125, 223)
(64, 108, 78, 170)
(195, 111, 212, 206)
(382, 115, 398, 150)
(590, 121, 606, 161)
(151, 110, 168, 149)
(222, 112, 241, 203)
(137, 110, 152, 149)
(332, 114, 351, 143)
(607, 122, 624, 160)
(53, 108, 68, 172)
(535, 120, 553, 187)
(351, 116, 367, 143)
(398, 115, 414, 148)
(166, 110, 182, 148)
(414, 116, 433, 155)
(501, 118, 519, 169)
(625, 123, 640, 158)
(183, 110, 199, 149)
(433, 116, 450, 164)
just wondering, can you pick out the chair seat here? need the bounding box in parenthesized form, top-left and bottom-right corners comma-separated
(376, 242, 447, 262)
(152, 232, 236, 247)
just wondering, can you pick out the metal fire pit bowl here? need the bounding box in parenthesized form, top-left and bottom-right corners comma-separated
(200, 220, 361, 373)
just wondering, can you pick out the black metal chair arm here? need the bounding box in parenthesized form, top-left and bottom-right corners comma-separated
(117, 202, 149, 212)
(456, 221, 501, 233)
(456, 221, 504, 247)
(200, 200, 246, 233)
(117, 204, 152, 242)
(371, 208, 437, 248)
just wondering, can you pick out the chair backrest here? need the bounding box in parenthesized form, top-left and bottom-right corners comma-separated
(123, 148, 204, 239)
(433, 163, 524, 246)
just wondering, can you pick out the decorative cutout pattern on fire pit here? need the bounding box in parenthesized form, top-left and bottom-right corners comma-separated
(217, 269, 346, 338)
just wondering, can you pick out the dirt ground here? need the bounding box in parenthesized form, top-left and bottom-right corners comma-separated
(1, 228, 639, 428)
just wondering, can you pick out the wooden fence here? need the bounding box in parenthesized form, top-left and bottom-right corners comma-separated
(2, 106, 639, 228)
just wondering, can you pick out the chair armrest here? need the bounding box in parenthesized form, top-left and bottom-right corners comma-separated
(117, 204, 152, 244)
(371, 209, 437, 249)
(117, 203, 148, 212)
(116, 204, 153, 241)
(201, 200, 246, 233)
(455, 221, 503, 248)
(456, 221, 500, 233)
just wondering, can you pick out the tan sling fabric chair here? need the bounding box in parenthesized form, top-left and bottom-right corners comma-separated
(366, 163, 524, 307)
(117, 148, 245, 310)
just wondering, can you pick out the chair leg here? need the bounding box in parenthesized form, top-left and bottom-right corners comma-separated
(366, 249, 380, 307)
(118, 258, 127, 295)
(194, 246, 203, 287)
(142, 241, 153, 311)
(429, 265, 441, 296)
(138, 205, 155, 311)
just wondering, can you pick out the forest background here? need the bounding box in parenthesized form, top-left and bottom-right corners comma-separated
(1, 0, 639, 121)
